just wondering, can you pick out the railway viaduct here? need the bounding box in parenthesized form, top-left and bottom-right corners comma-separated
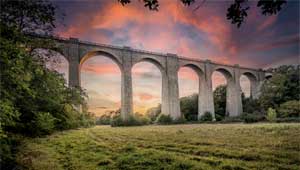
(45, 36, 267, 120)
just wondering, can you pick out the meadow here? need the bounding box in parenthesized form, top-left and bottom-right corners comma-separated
(17, 123, 300, 170)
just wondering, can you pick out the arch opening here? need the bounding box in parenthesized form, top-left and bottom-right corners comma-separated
(134, 58, 164, 74)
(178, 65, 202, 121)
(80, 54, 121, 117)
(212, 68, 233, 120)
(33, 48, 69, 85)
(240, 74, 252, 98)
(132, 61, 162, 116)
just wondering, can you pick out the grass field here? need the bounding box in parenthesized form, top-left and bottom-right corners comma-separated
(17, 123, 300, 170)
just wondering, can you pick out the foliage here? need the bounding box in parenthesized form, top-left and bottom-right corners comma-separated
(0, 0, 57, 35)
(278, 100, 300, 118)
(226, 0, 250, 28)
(110, 113, 150, 127)
(266, 108, 277, 122)
(16, 124, 300, 170)
(242, 95, 262, 114)
(145, 104, 161, 122)
(214, 85, 226, 120)
(31, 112, 56, 136)
(200, 112, 213, 122)
(275, 117, 300, 123)
(174, 116, 187, 124)
(0, 0, 95, 169)
(221, 116, 244, 123)
(259, 65, 300, 110)
(242, 113, 264, 123)
(117, 0, 287, 28)
(96, 114, 112, 125)
(155, 114, 173, 124)
(180, 94, 198, 121)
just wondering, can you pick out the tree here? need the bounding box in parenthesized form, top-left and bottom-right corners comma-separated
(0, 1, 94, 169)
(0, 0, 57, 35)
(180, 94, 198, 121)
(259, 65, 300, 110)
(278, 100, 300, 118)
(213, 85, 226, 120)
(117, 0, 287, 28)
(242, 93, 261, 114)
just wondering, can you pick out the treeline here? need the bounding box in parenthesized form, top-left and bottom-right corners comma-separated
(0, 1, 95, 169)
(148, 65, 300, 123)
(97, 65, 300, 125)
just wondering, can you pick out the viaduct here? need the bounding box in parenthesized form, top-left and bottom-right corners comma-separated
(44, 36, 267, 120)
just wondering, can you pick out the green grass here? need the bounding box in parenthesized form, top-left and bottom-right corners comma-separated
(17, 123, 300, 170)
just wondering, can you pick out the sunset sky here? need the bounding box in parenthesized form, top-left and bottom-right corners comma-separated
(49, 0, 299, 116)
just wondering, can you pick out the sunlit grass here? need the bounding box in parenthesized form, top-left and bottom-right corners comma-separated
(17, 123, 300, 170)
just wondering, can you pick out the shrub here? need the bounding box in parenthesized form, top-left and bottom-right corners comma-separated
(110, 115, 124, 127)
(155, 114, 173, 124)
(215, 114, 223, 121)
(174, 116, 187, 124)
(241, 112, 265, 123)
(135, 114, 151, 125)
(200, 112, 213, 122)
(221, 116, 243, 123)
(96, 114, 111, 125)
(266, 108, 277, 122)
(242, 113, 259, 123)
(278, 100, 300, 118)
(275, 117, 300, 123)
(31, 112, 56, 136)
(110, 114, 150, 127)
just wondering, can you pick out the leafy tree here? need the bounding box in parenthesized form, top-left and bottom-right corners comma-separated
(0, 0, 94, 169)
(259, 65, 300, 110)
(278, 100, 300, 118)
(213, 85, 226, 120)
(242, 93, 262, 114)
(0, 0, 57, 35)
(155, 114, 173, 124)
(118, 0, 287, 28)
(200, 112, 213, 122)
(180, 94, 198, 121)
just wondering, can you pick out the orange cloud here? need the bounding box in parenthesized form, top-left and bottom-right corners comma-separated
(81, 63, 121, 74)
(56, 1, 232, 61)
(137, 92, 155, 101)
(178, 67, 199, 81)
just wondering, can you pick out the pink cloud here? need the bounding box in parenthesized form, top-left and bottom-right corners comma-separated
(81, 63, 121, 74)
(257, 15, 277, 32)
(138, 93, 155, 101)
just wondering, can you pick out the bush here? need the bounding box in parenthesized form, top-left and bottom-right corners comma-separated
(200, 112, 213, 122)
(215, 114, 223, 121)
(242, 113, 259, 123)
(110, 114, 150, 127)
(96, 114, 111, 125)
(278, 100, 300, 118)
(275, 117, 300, 123)
(241, 112, 265, 123)
(221, 116, 243, 123)
(155, 114, 173, 124)
(266, 108, 277, 122)
(174, 116, 187, 124)
(30, 112, 56, 136)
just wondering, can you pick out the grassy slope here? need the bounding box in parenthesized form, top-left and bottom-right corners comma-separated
(17, 123, 300, 170)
